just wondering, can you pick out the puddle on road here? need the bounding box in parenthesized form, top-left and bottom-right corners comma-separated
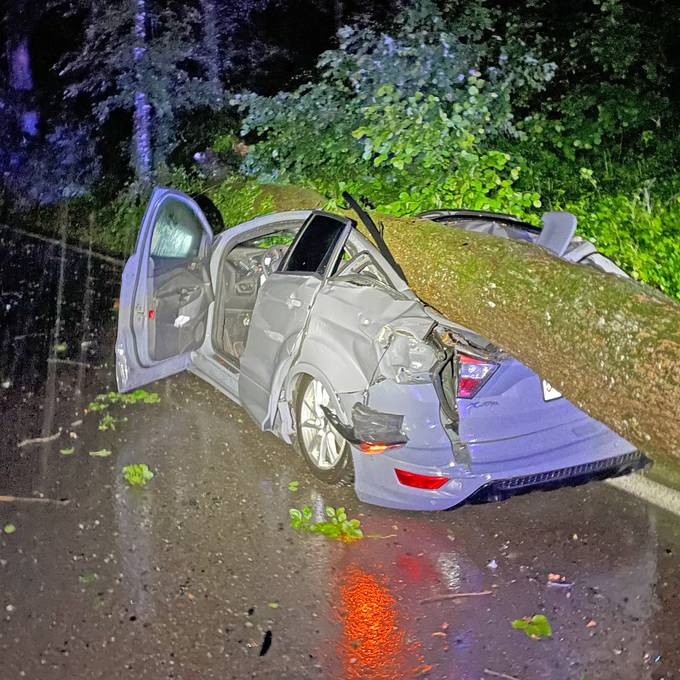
(0, 232, 679, 680)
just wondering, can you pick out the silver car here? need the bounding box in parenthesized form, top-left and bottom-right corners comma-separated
(115, 187, 645, 510)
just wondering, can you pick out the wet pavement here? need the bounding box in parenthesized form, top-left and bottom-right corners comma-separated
(1, 230, 679, 680)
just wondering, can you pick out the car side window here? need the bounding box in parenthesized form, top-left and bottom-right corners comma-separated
(150, 199, 203, 259)
(281, 214, 349, 276)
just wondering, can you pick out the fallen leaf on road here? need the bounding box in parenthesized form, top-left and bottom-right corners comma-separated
(89, 448, 112, 457)
(511, 614, 552, 639)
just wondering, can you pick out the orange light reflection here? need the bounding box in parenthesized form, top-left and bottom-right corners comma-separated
(338, 565, 421, 679)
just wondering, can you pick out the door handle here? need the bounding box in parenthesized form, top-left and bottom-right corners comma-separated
(286, 296, 302, 309)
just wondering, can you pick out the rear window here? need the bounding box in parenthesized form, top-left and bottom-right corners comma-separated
(150, 200, 202, 259)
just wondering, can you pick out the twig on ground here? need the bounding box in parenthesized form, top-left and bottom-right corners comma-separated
(366, 533, 398, 539)
(419, 590, 493, 604)
(17, 429, 62, 448)
(484, 669, 521, 680)
(47, 358, 99, 369)
(0, 495, 70, 506)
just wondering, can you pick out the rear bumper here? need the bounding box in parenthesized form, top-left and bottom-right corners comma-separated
(352, 425, 644, 511)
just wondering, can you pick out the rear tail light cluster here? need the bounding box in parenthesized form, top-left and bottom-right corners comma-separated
(457, 353, 498, 399)
(395, 468, 448, 490)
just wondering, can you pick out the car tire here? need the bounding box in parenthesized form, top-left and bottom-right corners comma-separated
(294, 374, 354, 485)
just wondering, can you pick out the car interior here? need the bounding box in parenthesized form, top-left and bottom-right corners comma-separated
(212, 226, 299, 363)
(148, 198, 213, 362)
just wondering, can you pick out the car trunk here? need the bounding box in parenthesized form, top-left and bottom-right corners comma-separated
(452, 357, 601, 465)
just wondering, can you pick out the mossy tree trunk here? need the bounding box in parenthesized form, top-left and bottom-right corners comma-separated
(259, 185, 680, 464)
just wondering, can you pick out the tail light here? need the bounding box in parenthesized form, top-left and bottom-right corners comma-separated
(457, 353, 498, 398)
(395, 468, 448, 490)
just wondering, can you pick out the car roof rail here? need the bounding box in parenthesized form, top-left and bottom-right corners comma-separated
(536, 212, 577, 257)
(417, 209, 540, 233)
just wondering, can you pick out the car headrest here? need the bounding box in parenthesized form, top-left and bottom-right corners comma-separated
(536, 212, 577, 257)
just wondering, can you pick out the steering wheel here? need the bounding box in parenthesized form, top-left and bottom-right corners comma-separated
(260, 245, 288, 279)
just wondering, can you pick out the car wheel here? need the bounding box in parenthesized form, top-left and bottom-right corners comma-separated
(295, 374, 354, 485)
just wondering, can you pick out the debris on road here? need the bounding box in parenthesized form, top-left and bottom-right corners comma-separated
(259, 630, 272, 656)
(511, 614, 552, 639)
(484, 669, 521, 680)
(419, 591, 493, 605)
(122, 464, 154, 487)
(17, 429, 62, 448)
(0, 495, 69, 506)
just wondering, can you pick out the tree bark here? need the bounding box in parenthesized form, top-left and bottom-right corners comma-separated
(132, 0, 151, 181)
(258, 184, 680, 464)
(200, 0, 222, 104)
(6, 0, 38, 136)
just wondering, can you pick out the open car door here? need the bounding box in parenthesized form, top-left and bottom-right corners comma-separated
(238, 211, 354, 428)
(115, 187, 213, 392)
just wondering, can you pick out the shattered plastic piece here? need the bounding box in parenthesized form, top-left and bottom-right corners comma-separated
(174, 314, 191, 328)
(487, 559, 498, 570)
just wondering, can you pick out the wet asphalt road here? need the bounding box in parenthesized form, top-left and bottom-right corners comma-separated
(1, 229, 679, 680)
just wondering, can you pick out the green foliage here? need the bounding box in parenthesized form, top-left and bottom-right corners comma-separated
(60, 447, 76, 456)
(60, 1, 220, 174)
(90, 389, 161, 409)
(511, 614, 553, 639)
(98, 414, 128, 431)
(235, 1, 553, 215)
(565, 193, 680, 298)
(3, 523, 16, 535)
(79, 573, 99, 586)
(206, 179, 271, 228)
(287, 480, 299, 492)
(122, 464, 154, 487)
(289, 505, 363, 541)
(234, 0, 680, 300)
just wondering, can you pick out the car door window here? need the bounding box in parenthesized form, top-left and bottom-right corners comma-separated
(281, 213, 351, 276)
(150, 200, 202, 259)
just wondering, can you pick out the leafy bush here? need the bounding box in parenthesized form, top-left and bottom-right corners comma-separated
(234, 0, 554, 215)
(232, 0, 680, 300)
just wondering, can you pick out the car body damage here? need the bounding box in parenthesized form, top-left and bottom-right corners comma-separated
(115, 188, 648, 511)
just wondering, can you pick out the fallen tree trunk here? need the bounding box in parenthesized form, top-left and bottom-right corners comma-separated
(257, 184, 680, 464)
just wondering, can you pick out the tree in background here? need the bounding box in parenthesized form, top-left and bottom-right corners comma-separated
(59, 0, 218, 182)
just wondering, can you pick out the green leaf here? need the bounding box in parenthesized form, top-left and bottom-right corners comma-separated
(289, 508, 302, 522)
(122, 464, 154, 486)
(287, 480, 300, 492)
(511, 614, 552, 639)
(3, 523, 16, 534)
(79, 572, 98, 586)
(89, 448, 112, 458)
(60, 447, 75, 456)
(268, 602, 279, 609)
(325, 506, 336, 518)
(302, 505, 312, 521)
